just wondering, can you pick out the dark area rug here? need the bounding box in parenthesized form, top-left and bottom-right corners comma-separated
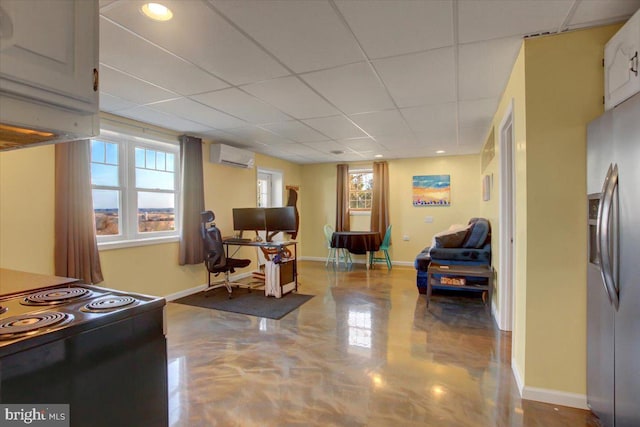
(173, 289, 314, 320)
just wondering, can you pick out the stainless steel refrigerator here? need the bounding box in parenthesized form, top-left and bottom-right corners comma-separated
(587, 91, 640, 427)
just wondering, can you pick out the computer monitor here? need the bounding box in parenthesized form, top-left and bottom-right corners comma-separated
(232, 208, 266, 237)
(264, 207, 297, 240)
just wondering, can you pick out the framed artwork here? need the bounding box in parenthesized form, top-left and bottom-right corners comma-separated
(412, 175, 450, 206)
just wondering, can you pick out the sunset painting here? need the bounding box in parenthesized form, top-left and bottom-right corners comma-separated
(412, 175, 450, 206)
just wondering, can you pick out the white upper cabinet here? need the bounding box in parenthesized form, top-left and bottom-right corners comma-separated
(605, 10, 640, 110)
(0, 0, 99, 113)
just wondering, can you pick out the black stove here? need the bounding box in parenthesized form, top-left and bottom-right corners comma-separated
(0, 283, 168, 427)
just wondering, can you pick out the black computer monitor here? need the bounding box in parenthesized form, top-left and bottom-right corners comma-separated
(265, 207, 297, 240)
(232, 208, 266, 237)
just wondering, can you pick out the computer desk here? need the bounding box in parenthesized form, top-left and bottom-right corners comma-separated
(222, 239, 298, 298)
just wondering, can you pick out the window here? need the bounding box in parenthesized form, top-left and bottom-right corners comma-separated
(349, 170, 373, 210)
(257, 172, 272, 207)
(90, 132, 180, 244)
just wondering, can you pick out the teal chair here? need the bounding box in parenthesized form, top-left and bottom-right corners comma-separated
(369, 225, 392, 270)
(324, 224, 352, 267)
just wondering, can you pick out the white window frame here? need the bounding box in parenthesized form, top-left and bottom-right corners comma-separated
(91, 130, 180, 249)
(348, 167, 373, 213)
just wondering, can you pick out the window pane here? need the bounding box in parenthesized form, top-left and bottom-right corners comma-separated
(136, 168, 175, 190)
(135, 147, 145, 168)
(166, 153, 175, 172)
(91, 141, 104, 163)
(93, 189, 120, 235)
(157, 152, 166, 171)
(138, 192, 175, 233)
(145, 150, 156, 169)
(105, 143, 118, 165)
(91, 163, 119, 186)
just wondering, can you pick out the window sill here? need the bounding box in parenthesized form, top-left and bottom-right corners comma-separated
(98, 235, 179, 251)
(350, 210, 371, 216)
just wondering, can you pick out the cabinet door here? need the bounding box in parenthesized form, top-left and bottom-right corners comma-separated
(0, 0, 98, 113)
(604, 11, 640, 110)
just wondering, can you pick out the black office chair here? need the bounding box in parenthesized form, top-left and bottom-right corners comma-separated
(201, 211, 251, 298)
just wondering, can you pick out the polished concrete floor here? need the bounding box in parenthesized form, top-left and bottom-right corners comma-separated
(166, 261, 600, 427)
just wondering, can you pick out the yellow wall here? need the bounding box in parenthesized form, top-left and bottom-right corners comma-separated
(0, 145, 56, 275)
(481, 43, 529, 382)
(0, 118, 302, 296)
(300, 155, 482, 264)
(520, 24, 620, 395)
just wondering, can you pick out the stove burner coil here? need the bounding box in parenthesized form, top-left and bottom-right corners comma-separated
(21, 287, 91, 306)
(82, 296, 137, 313)
(0, 312, 73, 339)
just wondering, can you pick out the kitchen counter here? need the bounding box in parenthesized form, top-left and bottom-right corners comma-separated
(0, 268, 78, 296)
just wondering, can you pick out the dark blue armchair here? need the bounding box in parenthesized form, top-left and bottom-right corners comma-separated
(415, 218, 491, 293)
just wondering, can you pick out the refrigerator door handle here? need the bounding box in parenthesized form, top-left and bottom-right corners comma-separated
(596, 165, 614, 304)
(599, 163, 620, 309)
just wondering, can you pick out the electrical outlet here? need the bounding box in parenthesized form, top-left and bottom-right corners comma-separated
(424, 216, 433, 223)
(402, 235, 410, 241)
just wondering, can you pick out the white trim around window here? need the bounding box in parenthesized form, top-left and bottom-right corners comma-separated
(91, 130, 181, 248)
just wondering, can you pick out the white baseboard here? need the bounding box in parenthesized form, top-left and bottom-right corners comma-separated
(511, 358, 588, 409)
(164, 272, 253, 301)
(298, 256, 413, 268)
(521, 386, 588, 410)
(512, 358, 525, 396)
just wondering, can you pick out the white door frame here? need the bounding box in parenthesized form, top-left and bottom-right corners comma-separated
(498, 100, 515, 331)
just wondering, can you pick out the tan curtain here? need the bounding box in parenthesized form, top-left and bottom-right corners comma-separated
(336, 164, 350, 231)
(178, 135, 205, 265)
(55, 140, 103, 284)
(370, 161, 390, 236)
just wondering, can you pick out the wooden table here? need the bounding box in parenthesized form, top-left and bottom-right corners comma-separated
(331, 231, 381, 268)
(426, 263, 494, 310)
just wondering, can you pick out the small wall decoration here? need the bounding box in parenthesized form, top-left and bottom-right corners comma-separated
(413, 175, 450, 206)
(482, 175, 491, 201)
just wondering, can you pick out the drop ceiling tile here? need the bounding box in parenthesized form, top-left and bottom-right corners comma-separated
(99, 65, 178, 104)
(116, 106, 212, 133)
(372, 48, 456, 108)
(242, 76, 341, 119)
(568, 0, 640, 29)
(100, 18, 228, 96)
(339, 138, 387, 153)
(302, 116, 368, 140)
(458, 98, 499, 130)
(225, 126, 292, 146)
(199, 129, 245, 145)
(458, 0, 573, 43)
(101, 0, 289, 85)
(459, 126, 490, 150)
(302, 140, 348, 154)
(335, 0, 453, 59)
(149, 98, 248, 129)
(458, 37, 523, 101)
(212, 0, 365, 72)
(99, 92, 138, 112)
(191, 88, 292, 124)
(401, 103, 457, 140)
(261, 121, 328, 142)
(374, 135, 418, 149)
(349, 110, 414, 139)
(301, 62, 395, 114)
(276, 143, 325, 157)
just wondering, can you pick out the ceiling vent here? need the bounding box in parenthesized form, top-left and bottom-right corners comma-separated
(210, 143, 255, 169)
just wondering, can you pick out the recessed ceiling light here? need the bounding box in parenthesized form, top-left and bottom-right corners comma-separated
(436, 150, 446, 154)
(330, 150, 344, 155)
(374, 154, 383, 158)
(141, 3, 173, 21)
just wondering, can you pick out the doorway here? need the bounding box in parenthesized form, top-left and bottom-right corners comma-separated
(499, 101, 515, 332)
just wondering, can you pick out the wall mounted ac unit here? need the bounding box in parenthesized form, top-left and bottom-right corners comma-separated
(210, 143, 255, 168)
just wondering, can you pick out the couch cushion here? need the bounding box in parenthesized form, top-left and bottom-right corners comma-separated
(462, 219, 490, 248)
(434, 225, 470, 248)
